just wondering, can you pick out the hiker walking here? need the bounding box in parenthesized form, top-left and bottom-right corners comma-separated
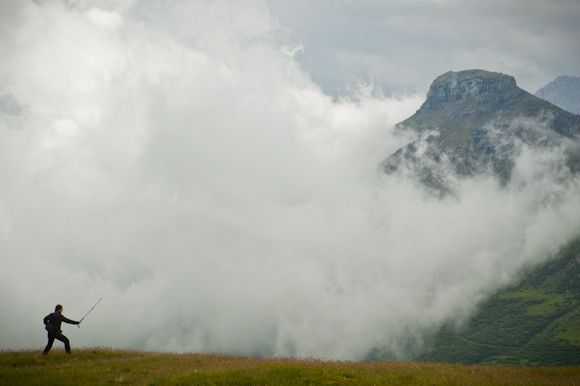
(43, 304, 80, 355)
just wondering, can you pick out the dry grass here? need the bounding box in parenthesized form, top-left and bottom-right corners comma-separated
(1, 347, 579, 385)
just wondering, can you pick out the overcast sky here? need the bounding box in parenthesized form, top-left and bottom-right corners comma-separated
(267, 0, 580, 97)
(1, 0, 580, 359)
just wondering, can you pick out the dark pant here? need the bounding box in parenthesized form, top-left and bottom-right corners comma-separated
(43, 330, 71, 354)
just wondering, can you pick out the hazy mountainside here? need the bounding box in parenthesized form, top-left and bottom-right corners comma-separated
(383, 69, 580, 366)
(535, 75, 580, 115)
(383, 70, 580, 191)
(417, 238, 580, 366)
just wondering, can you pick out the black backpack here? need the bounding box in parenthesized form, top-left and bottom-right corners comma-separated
(44, 314, 58, 333)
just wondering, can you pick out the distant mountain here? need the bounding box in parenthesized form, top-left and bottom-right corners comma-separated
(417, 238, 580, 366)
(535, 75, 580, 115)
(383, 70, 580, 192)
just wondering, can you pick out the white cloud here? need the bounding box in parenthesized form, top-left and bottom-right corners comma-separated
(85, 8, 123, 30)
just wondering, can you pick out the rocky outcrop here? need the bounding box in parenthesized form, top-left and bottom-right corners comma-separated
(421, 70, 517, 110)
(535, 75, 580, 115)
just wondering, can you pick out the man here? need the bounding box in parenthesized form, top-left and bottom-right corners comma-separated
(43, 304, 80, 355)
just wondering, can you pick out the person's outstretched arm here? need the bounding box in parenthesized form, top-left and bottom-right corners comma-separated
(59, 314, 80, 325)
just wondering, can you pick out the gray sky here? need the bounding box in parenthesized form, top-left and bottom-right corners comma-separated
(1, 0, 580, 359)
(268, 0, 580, 97)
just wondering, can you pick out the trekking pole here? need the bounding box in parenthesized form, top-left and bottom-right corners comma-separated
(78, 298, 103, 328)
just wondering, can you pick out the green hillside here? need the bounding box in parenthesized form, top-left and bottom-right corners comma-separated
(417, 238, 580, 366)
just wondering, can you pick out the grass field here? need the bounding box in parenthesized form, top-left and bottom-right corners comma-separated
(1, 348, 579, 386)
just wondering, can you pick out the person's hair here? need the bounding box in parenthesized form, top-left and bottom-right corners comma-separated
(55, 304, 63, 312)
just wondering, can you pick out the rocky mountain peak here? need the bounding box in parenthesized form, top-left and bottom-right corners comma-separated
(384, 69, 580, 192)
(421, 70, 517, 110)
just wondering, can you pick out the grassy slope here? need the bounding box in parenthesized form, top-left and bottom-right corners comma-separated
(418, 238, 580, 366)
(2, 348, 580, 386)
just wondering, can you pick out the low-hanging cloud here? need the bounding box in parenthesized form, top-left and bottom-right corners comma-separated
(1, 0, 580, 360)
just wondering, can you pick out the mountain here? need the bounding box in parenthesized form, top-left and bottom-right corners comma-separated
(416, 238, 580, 366)
(384, 70, 580, 365)
(535, 75, 580, 115)
(383, 70, 580, 191)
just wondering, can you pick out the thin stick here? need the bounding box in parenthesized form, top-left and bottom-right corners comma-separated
(78, 298, 103, 327)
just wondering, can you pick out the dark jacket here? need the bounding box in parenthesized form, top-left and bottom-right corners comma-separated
(44, 312, 79, 332)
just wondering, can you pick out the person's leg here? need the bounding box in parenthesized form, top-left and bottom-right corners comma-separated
(43, 333, 55, 355)
(54, 331, 71, 353)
